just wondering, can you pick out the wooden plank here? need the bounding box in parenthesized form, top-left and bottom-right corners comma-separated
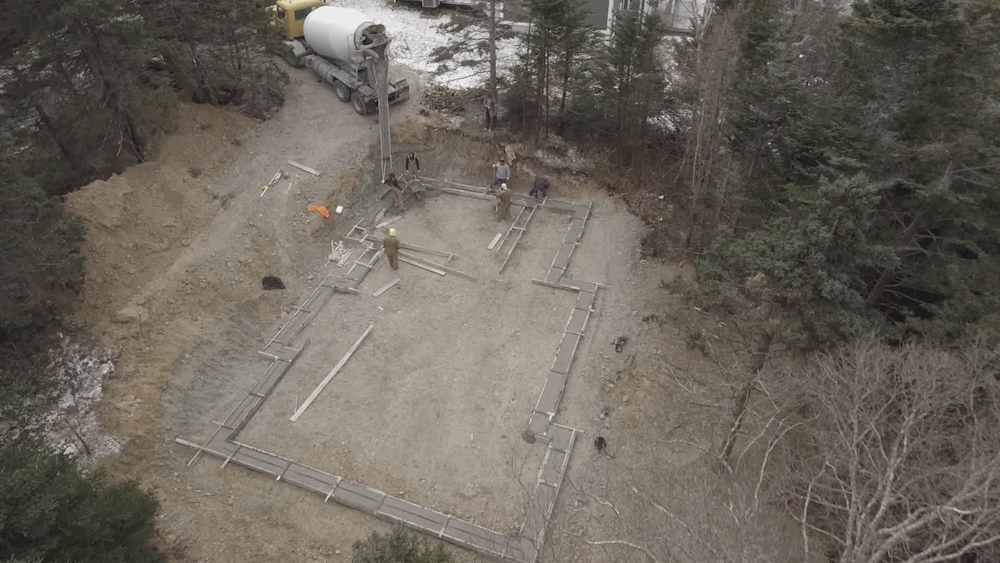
(287, 160, 321, 176)
(290, 325, 374, 422)
(487, 233, 502, 250)
(500, 206, 536, 274)
(433, 186, 494, 200)
(531, 278, 579, 292)
(398, 251, 476, 281)
(361, 236, 454, 259)
(420, 176, 489, 193)
(176, 437, 216, 452)
(376, 216, 402, 229)
(373, 279, 400, 297)
(221, 444, 241, 469)
(398, 256, 446, 276)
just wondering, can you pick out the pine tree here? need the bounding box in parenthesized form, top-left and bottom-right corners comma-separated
(429, 1, 504, 93)
(506, 0, 594, 139)
(840, 0, 1000, 339)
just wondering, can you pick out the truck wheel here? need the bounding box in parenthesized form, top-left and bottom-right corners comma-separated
(283, 50, 303, 69)
(333, 81, 351, 103)
(351, 92, 368, 115)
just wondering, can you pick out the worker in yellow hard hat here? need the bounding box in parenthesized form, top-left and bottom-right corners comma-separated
(383, 228, 400, 270)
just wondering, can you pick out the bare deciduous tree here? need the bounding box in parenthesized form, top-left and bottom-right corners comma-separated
(777, 340, 1000, 563)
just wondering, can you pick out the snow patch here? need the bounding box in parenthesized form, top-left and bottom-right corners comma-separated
(40, 340, 123, 464)
(533, 135, 593, 172)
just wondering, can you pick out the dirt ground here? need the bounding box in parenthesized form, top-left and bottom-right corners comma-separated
(62, 57, 804, 562)
(242, 195, 584, 533)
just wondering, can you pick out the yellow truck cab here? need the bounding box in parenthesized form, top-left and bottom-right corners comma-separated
(269, 0, 322, 40)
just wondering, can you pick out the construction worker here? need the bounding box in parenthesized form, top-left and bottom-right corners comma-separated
(492, 157, 510, 191)
(386, 173, 405, 212)
(529, 177, 550, 202)
(484, 95, 496, 131)
(496, 183, 513, 221)
(405, 152, 420, 176)
(384, 228, 400, 270)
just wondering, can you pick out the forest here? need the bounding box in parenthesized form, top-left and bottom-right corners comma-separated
(2, 0, 999, 560)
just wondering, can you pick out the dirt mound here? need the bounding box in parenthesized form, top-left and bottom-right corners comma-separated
(65, 103, 258, 328)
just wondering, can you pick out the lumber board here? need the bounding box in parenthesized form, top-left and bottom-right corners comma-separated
(487, 233, 502, 250)
(376, 216, 402, 229)
(287, 160, 321, 176)
(290, 325, 373, 422)
(433, 186, 494, 200)
(361, 236, 454, 259)
(372, 279, 400, 297)
(176, 437, 220, 454)
(421, 176, 489, 193)
(398, 251, 476, 281)
(398, 256, 446, 275)
(531, 278, 579, 292)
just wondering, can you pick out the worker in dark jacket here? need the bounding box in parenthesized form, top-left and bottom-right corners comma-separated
(496, 183, 513, 221)
(383, 228, 400, 270)
(529, 177, 550, 202)
(405, 152, 420, 175)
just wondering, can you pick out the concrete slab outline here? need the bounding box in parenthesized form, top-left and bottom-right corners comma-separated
(178, 177, 601, 563)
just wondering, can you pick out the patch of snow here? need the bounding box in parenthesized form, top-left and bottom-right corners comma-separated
(325, 0, 520, 89)
(647, 113, 678, 132)
(45, 340, 123, 463)
(1, 339, 125, 464)
(533, 134, 593, 172)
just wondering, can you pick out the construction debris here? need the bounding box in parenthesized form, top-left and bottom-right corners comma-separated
(487, 233, 502, 250)
(613, 336, 628, 353)
(288, 160, 321, 176)
(308, 205, 330, 218)
(328, 241, 352, 267)
(259, 170, 285, 200)
(262, 276, 285, 290)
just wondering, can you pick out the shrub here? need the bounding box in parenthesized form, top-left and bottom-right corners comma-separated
(352, 526, 453, 563)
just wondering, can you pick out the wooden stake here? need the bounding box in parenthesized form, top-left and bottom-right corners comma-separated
(373, 279, 400, 297)
(290, 325, 374, 422)
(287, 160, 320, 176)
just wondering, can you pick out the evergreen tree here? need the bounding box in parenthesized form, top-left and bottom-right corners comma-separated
(0, 159, 84, 341)
(670, 174, 889, 464)
(514, 0, 593, 140)
(0, 441, 164, 563)
(429, 1, 505, 93)
(839, 0, 1000, 339)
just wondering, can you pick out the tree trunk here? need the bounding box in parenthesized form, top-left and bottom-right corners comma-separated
(864, 210, 924, 310)
(558, 50, 571, 124)
(719, 331, 773, 468)
(489, 0, 497, 96)
(34, 103, 77, 171)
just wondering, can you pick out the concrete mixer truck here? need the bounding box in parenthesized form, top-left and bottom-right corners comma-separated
(270, 0, 410, 115)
